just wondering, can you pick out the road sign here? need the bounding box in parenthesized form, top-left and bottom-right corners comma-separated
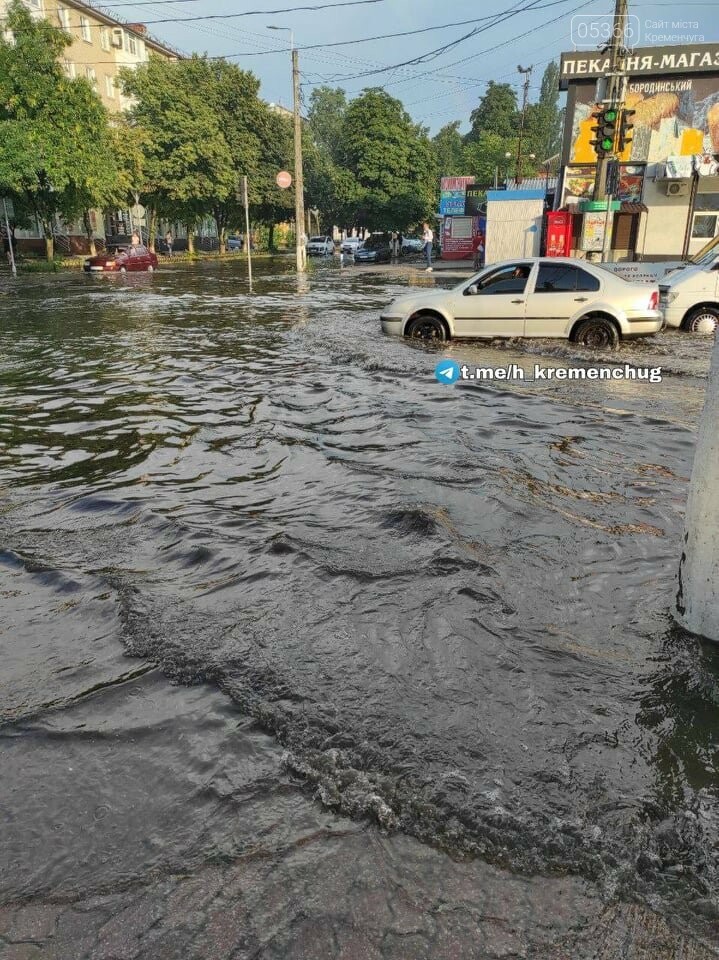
(276, 171, 292, 189)
(130, 203, 145, 220)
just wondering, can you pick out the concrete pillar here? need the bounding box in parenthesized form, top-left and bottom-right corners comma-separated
(675, 335, 719, 639)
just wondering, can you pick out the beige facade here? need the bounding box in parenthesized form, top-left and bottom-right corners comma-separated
(0, 0, 179, 113)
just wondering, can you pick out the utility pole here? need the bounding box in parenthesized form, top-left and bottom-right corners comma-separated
(592, 0, 628, 202)
(292, 48, 307, 273)
(675, 335, 719, 642)
(241, 175, 253, 291)
(515, 65, 532, 186)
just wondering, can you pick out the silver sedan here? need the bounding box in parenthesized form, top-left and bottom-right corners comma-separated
(380, 258, 662, 349)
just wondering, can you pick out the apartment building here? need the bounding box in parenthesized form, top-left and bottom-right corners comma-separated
(0, 0, 179, 112)
(1, 0, 181, 252)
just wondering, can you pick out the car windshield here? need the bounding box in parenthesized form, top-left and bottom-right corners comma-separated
(364, 237, 386, 249)
(309, 237, 325, 243)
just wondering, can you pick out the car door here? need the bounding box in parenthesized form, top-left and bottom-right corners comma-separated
(449, 262, 532, 337)
(524, 263, 601, 337)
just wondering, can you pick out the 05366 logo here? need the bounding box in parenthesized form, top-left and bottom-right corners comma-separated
(570, 14, 640, 49)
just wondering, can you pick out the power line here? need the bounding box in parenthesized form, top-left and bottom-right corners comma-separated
(127, 0, 388, 23)
(310, 0, 575, 84)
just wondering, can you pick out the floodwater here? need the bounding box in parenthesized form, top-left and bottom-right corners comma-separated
(1, 259, 718, 959)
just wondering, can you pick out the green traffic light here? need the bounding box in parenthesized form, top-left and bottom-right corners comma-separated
(604, 109, 617, 121)
(601, 137, 613, 150)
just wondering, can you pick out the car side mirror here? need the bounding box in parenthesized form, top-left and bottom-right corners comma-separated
(467, 284, 479, 295)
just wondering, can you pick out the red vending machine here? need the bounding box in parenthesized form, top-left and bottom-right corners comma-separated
(545, 211, 573, 257)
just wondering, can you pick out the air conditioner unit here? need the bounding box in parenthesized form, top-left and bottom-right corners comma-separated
(666, 181, 689, 197)
(111, 28, 123, 47)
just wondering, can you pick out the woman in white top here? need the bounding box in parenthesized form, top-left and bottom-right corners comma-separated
(422, 223, 433, 271)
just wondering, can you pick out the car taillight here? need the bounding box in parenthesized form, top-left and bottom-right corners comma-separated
(648, 291, 658, 310)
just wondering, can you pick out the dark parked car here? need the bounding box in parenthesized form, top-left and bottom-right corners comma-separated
(354, 234, 391, 264)
(84, 244, 158, 273)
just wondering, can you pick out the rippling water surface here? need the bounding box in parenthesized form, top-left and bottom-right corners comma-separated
(1, 259, 718, 956)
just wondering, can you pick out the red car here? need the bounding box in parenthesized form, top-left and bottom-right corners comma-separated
(84, 244, 158, 274)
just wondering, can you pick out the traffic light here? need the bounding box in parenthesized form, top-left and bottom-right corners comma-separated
(618, 108, 635, 153)
(590, 106, 619, 158)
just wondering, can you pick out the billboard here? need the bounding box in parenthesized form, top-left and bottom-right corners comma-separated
(566, 75, 719, 165)
(439, 176, 475, 215)
(564, 164, 644, 201)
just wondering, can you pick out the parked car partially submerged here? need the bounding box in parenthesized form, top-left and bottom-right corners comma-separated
(84, 244, 158, 273)
(340, 237, 363, 255)
(307, 235, 334, 256)
(380, 257, 662, 347)
(354, 234, 392, 264)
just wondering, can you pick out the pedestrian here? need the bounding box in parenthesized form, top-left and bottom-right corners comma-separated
(422, 222, 434, 272)
(131, 232, 141, 248)
(473, 232, 485, 271)
(391, 230, 399, 260)
(165, 231, 173, 257)
(398, 232, 404, 257)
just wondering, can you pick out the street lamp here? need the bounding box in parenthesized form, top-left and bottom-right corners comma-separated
(504, 151, 512, 187)
(268, 25, 306, 271)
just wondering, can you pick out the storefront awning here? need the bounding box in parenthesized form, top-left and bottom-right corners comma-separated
(618, 202, 648, 214)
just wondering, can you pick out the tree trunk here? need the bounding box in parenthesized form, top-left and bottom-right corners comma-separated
(83, 211, 96, 256)
(42, 221, 54, 262)
(148, 208, 158, 253)
(219, 226, 226, 255)
(187, 228, 195, 254)
(268, 222, 275, 251)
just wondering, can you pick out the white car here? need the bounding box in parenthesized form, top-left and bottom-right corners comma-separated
(306, 235, 334, 256)
(659, 235, 719, 333)
(401, 236, 424, 254)
(341, 237, 363, 255)
(380, 257, 662, 348)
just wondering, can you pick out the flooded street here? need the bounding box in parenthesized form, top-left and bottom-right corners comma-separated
(1, 259, 718, 959)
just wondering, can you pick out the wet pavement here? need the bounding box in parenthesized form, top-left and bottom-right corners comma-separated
(0, 258, 718, 959)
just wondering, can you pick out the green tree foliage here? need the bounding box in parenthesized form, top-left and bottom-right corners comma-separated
(120, 56, 236, 250)
(307, 86, 347, 164)
(466, 82, 518, 143)
(0, 0, 121, 259)
(524, 62, 563, 161)
(432, 122, 465, 177)
(340, 88, 436, 231)
(462, 132, 517, 188)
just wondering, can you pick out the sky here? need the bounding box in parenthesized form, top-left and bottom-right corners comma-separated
(97, 0, 719, 134)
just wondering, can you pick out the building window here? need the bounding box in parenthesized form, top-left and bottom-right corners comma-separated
(691, 195, 719, 240)
(62, 58, 75, 78)
(85, 66, 97, 90)
(124, 33, 137, 56)
(100, 27, 110, 51)
(26, 0, 43, 9)
(56, 5, 69, 28)
(692, 214, 718, 240)
(105, 75, 114, 98)
(79, 15, 91, 43)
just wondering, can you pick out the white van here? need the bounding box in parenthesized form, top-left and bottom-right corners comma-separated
(659, 235, 719, 333)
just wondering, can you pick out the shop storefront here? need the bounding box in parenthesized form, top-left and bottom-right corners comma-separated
(557, 43, 719, 261)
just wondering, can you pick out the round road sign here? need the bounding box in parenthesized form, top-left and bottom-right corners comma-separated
(276, 171, 292, 189)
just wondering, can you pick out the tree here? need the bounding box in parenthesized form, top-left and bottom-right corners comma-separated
(466, 82, 518, 143)
(120, 56, 237, 252)
(340, 88, 436, 231)
(524, 62, 563, 161)
(0, 1, 121, 260)
(432, 122, 465, 177)
(307, 86, 347, 165)
(462, 132, 518, 188)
